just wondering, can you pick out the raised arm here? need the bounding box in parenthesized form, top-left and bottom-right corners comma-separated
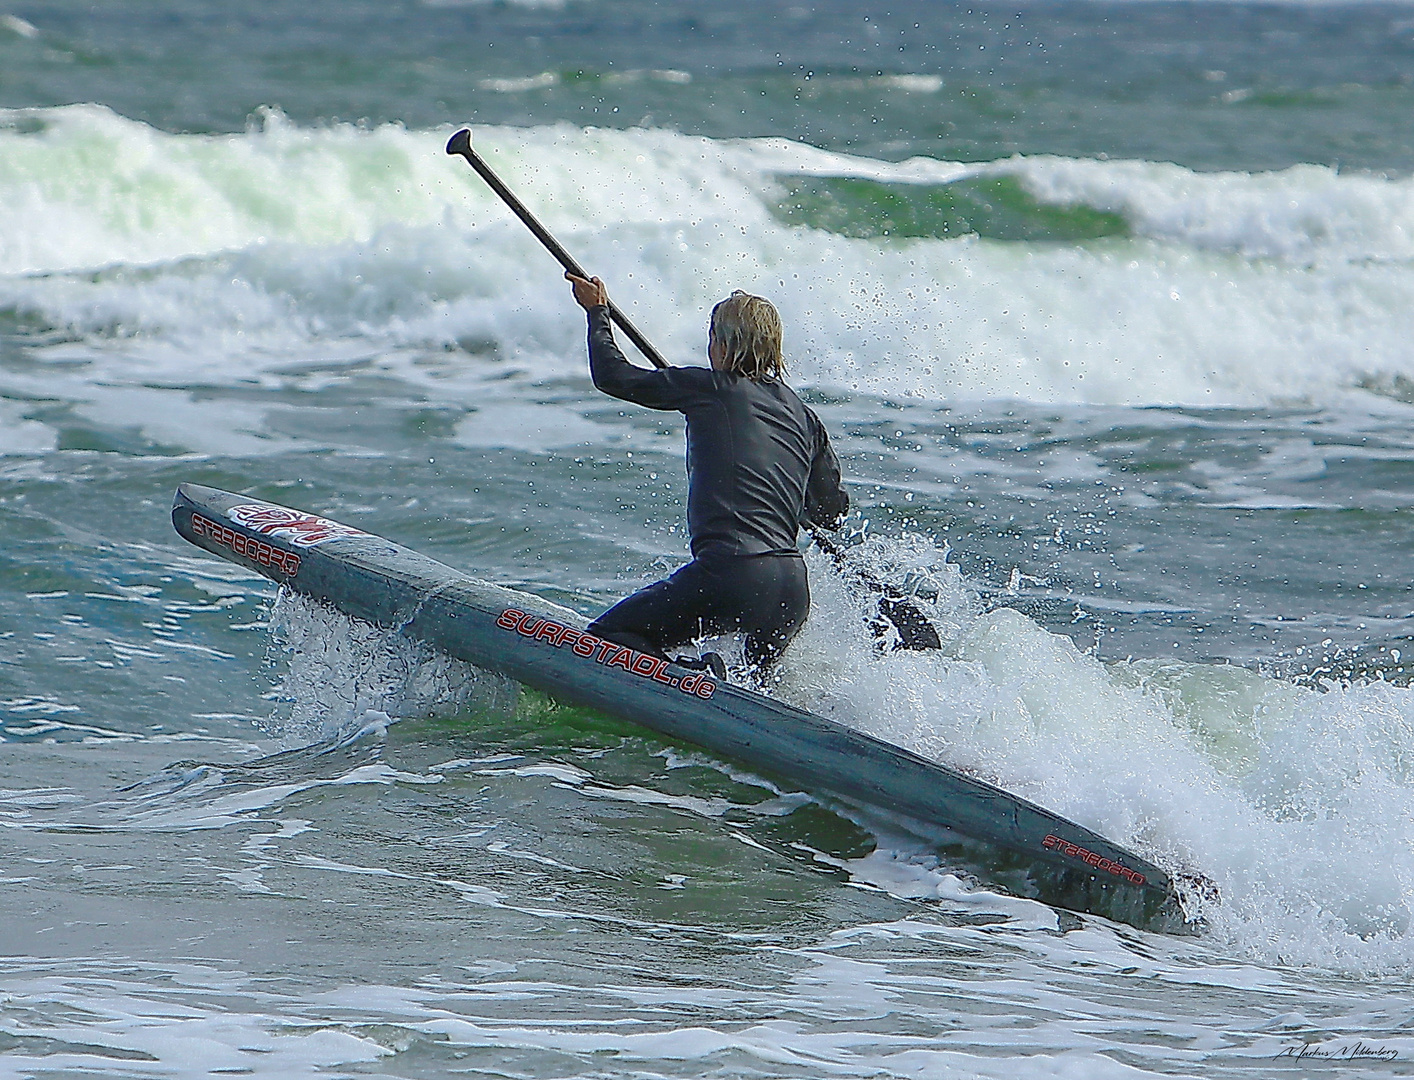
(568, 272, 697, 411)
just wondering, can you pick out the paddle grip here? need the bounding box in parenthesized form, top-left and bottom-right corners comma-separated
(446, 129, 670, 370)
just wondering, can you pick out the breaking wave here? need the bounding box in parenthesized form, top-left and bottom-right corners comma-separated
(3, 104, 1414, 413)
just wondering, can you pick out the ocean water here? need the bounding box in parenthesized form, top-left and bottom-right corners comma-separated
(7, 1, 1414, 1076)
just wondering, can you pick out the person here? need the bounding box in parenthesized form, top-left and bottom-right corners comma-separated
(567, 272, 848, 673)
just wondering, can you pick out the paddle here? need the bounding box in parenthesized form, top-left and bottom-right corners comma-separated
(444, 128, 941, 651)
(809, 529, 942, 650)
(446, 129, 669, 371)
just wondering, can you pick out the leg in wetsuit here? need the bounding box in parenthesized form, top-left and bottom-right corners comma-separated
(588, 554, 809, 670)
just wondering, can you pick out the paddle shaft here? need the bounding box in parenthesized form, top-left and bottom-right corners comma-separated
(445, 129, 670, 370)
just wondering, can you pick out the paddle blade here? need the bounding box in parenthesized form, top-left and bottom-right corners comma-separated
(874, 596, 943, 651)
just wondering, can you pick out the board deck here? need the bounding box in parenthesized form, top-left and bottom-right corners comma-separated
(172, 482, 1192, 933)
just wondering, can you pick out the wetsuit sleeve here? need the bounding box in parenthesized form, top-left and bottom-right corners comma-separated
(801, 407, 849, 530)
(587, 305, 699, 411)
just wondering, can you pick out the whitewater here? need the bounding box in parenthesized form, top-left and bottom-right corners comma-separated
(5, 106, 1414, 427)
(7, 2, 1414, 1073)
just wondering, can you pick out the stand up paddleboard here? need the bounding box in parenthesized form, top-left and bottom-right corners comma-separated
(172, 482, 1193, 933)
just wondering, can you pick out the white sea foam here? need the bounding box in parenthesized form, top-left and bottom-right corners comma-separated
(0, 13, 38, 38)
(266, 589, 518, 745)
(0, 398, 56, 453)
(479, 72, 559, 93)
(874, 74, 945, 93)
(1009, 155, 1414, 264)
(3, 107, 1414, 422)
(4, 943, 1408, 1080)
(773, 539, 1414, 975)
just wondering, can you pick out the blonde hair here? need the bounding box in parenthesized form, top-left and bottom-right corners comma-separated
(710, 290, 784, 381)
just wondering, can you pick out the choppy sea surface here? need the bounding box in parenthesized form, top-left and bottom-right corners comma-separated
(7, 2, 1414, 1076)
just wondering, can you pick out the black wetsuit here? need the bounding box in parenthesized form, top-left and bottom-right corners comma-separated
(583, 305, 848, 668)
